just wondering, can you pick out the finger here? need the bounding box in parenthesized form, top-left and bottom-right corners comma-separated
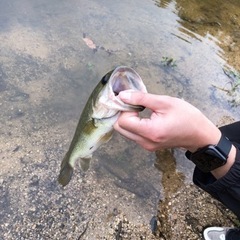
(114, 111, 140, 132)
(119, 91, 172, 111)
(114, 121, 159, 151)
(114, 120, 145, 142)
(118, 110, 139, 118)
(116, 111, 158, 139)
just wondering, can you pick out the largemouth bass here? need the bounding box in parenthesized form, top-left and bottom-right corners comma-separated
(58, 66, 147, 186)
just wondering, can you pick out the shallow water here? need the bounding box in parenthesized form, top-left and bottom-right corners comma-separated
(0, 0, 240, 239)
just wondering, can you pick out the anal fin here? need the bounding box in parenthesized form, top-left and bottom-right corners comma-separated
(80, 158, 91, 172)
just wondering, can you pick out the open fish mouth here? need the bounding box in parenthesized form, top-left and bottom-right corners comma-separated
(110, 66, 147, 111)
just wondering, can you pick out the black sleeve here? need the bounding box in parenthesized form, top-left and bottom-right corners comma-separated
(192, 121, 240, 220)
(219, 121, 240, 143)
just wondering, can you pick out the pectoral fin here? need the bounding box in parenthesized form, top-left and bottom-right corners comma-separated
(80, 158, 91, 172)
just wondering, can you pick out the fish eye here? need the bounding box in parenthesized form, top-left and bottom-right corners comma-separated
(101, 75, 109, 85)
(101, 70, 113, 85)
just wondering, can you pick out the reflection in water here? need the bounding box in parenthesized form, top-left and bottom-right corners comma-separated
(154, 0, 172, 8)
(176, 0, 240, 71)
(96, 145, 160, 201)
(154, 149, 185, 237)
(154, 149, 184, 197)
(154, 0, 240, 71)
(153, 0, 240, 107)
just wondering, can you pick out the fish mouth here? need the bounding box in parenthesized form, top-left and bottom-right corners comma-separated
(110, 66, 147, 112)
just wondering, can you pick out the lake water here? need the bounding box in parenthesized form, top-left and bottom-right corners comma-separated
(0, 0, 240, 239)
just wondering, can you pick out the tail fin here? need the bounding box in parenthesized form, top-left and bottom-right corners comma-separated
(58, 161, 73, 187)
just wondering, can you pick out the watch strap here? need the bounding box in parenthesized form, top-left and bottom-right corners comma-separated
(186, 134, 232, 159)
(185, 134, 232, 172)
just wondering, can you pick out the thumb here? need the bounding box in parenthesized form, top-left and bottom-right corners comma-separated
(119, 91, 170, 111)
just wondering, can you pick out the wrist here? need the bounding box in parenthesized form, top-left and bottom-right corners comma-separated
(187, 122, 222, 153)
(186, 134, 233, 175)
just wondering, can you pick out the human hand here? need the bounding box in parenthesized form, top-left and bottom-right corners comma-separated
(114, 91, 222, 152)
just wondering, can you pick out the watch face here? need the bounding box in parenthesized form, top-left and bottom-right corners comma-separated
(190, 146, 227, 172)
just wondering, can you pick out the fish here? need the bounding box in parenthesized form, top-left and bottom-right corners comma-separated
(58, 66, 147, 186)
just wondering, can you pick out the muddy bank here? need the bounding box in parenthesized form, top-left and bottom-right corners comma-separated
(154, 149, 238, 240)
(85, 184, 237, 240)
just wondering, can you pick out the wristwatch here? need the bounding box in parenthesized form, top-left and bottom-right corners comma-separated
(185, 134, 232, 172)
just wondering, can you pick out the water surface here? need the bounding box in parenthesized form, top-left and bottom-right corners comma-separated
(0, 0, 240, 239)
